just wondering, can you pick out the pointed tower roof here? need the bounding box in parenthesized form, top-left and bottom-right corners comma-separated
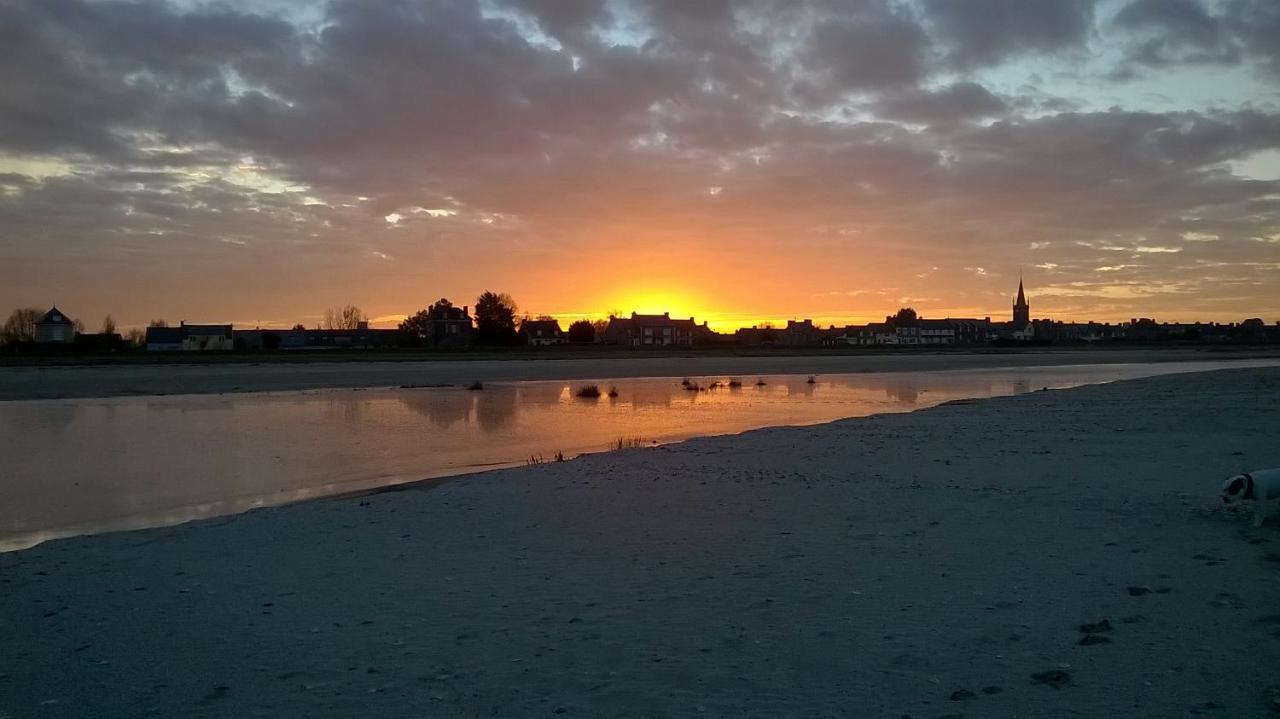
(37, 306, 74, 326)
(1015, 274, 1027, 306)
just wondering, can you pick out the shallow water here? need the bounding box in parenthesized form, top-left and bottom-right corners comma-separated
(1, 360, 1274, 550)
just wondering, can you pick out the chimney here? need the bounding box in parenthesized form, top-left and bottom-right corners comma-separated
(463, 305, 469, 316)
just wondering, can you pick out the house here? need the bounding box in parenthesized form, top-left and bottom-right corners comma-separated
(843, 322, 892, 345)
(603, 312, 699, 346)
(734, 326, 778, 345)
(232, 328, 308, 350)
(426, 300, 475, 348)
(820, 326, 850, 346)
(302, 323, 399, 349)
(145, 322, 234, 351)
(776, 319, 824, 347)
(694, 321, 726, 344)
(145, 326, 184, 351)
(945, 318, 996, 344)
(839, 316, 994, 346)
(917, 319, 957, 344)
(181, 323, 234, 351)
(34, 307, 76, 344)
(74, 332, 125, 352)
(1032, 320, 1119, 343)
(519, 319, 566, 346)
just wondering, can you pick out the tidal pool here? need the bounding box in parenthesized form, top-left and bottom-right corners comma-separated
(1, 360, 1274, 550)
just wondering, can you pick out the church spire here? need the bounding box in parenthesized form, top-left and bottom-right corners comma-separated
(1012, 272, 1030, 326)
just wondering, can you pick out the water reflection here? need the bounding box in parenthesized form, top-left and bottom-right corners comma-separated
(1, 360, 1275, 551)
(885, 376, 920, 404)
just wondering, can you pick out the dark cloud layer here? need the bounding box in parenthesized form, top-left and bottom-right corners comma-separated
(0, 0, 1277, 326)
(923, 0, 1097, 69)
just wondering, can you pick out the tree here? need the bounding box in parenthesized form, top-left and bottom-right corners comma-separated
(474, 291, 519, 345)
(323, 304, 365, 330)
(148, 319, 168, 328)
(567, 319, 595, 344)
(124, 328, 146, 347)
(591, 318, 609, 336)
(2, 308, 41, 345)
(894, 307, 918, 325)
(398, 309, 431, 345)
(291, 323, 306, 331)
(101, 315, 117, 334)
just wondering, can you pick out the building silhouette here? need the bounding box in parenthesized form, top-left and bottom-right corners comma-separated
(34, 307, 76, 344)
(1013, 274, 1030, 326)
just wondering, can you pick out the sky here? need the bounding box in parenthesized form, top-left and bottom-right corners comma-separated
(1, 0, 1278, 331)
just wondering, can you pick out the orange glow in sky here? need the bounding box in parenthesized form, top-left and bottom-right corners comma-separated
(2, 2, 1279, 330)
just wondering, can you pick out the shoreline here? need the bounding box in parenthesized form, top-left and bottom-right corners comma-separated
(3, 366, 1279, 716)
(2, 346, 1278, 401)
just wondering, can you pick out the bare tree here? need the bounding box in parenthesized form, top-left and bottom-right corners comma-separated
(2, 307, 42, 344)
(124, 328, 146, 346)
(101, 315, 117, 334)
(322, 304, 365, 330)
(148, 319, 168, 328)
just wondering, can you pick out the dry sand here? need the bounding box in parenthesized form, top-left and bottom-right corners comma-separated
(2, 367, 1279, 717)
(3, 347, 1279, 400)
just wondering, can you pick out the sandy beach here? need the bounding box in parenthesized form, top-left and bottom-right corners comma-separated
(2, 347, 1279, 401)
(3, 366, 1279, 717)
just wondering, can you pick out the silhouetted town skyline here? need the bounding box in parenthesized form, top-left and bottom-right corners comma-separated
(4, 277, 1277, 353)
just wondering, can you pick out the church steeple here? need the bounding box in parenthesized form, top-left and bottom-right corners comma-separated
(1012, 272, 1030, 326)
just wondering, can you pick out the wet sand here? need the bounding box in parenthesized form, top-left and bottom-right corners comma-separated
(2, 367, 1279, 717)
(2, 346, 1278, 400)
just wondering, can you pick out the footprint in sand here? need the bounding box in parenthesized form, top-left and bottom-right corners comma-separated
(1030, 670, 1072, 689)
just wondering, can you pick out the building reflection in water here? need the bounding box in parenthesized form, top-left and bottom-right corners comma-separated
(400, 389, 475, 429)
(1, 360, 1257, 551)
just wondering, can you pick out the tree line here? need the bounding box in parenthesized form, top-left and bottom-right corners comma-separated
(397, 291, 606, 345)
(3, 291, 617, 349)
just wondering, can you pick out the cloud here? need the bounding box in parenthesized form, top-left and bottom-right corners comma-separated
(1110, 0, 1280, 80)
(0, 0, 1278, 325)
(799, 6, 930, 97)
(1111, 0, 1240, 75)
(921, 0, 1097, 69)
(874, 82, 1008, 126)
